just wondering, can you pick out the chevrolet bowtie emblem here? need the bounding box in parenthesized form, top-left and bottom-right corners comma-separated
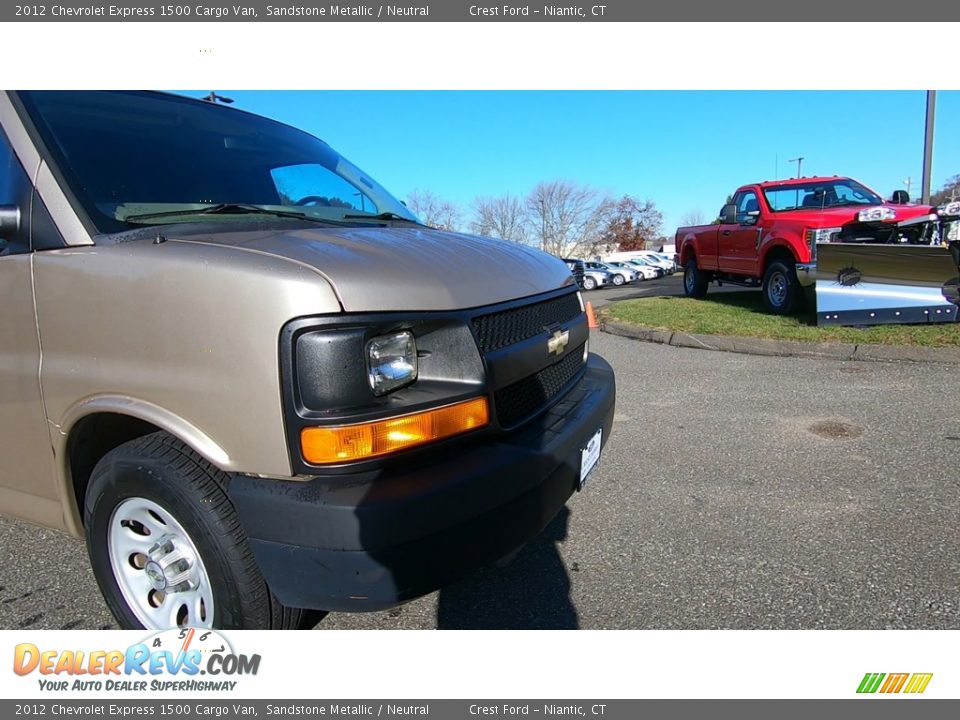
(547, 329, 570, 356)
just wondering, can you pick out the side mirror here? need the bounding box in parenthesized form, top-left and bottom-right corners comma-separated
(719, 203, 737, 224)
(890, 190, 910, 205)
(0, 205, 21, 239)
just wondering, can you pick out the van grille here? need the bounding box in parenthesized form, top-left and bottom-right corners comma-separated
(494, 345, 586, 428)
(472, 292, 581, 353)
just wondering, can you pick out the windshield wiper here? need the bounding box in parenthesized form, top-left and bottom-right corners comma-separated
(341, 211, 421, 224)
(124, 203, 344, 225)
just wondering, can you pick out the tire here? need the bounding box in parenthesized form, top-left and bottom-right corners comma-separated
(84, 431, 322, 630)
(611, 273, 625, 286)
(762, 259, 801, 315)
(583, 276, 597, 290)
(683, 259, 708, 298)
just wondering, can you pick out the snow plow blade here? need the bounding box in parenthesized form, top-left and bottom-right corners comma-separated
(815, 242, 959, 326)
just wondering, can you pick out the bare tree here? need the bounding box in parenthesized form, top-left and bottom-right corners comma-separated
(525, 181, 613, 258)
(406, 189, 461, 231)
(680, 210, 706, 227)
(469, 194, 528, 243)
(932, 174, 960, 204)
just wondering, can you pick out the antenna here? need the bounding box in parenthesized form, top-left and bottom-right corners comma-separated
(788, 156, 804, 178)
(202, 92, 234, 104)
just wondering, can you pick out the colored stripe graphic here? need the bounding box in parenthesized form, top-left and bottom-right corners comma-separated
(857, 672, 933, 694)
(857, 673, 885, 693)
(904, 673, 933, 694)
(880, 673, 909, 693)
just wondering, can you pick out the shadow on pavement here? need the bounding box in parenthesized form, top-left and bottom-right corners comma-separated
(435, 506, 578, 629)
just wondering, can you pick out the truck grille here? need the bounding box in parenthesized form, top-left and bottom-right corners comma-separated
(471, 292, 581, 353)
(494, 344, 586, 428)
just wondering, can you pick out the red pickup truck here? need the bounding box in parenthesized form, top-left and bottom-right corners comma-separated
(675, 176, 943, 314)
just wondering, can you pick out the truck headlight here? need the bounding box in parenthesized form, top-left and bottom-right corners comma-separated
(857, 207, 897, 222)
(804, 227, 841, 260)
(937, 201, 960, 218)
(366, 331, 418, 396)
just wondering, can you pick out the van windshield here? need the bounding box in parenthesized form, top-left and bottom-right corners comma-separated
(18, 91, 420, 234)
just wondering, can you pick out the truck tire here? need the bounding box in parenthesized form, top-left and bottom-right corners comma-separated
(84, 431, 321, 630)
(683, 259, 708, 298)
(583, 276, 597, 290)
(762, 259, 801, 315)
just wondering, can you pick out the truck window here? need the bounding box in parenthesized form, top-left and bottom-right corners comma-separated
(733, 190, 759, 224)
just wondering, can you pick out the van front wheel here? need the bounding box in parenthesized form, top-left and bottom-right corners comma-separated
(84, 431, 320, 630)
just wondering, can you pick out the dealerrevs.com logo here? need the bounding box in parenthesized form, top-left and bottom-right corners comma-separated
(857, 673, 933, 695)
(13, 628, 260, 692)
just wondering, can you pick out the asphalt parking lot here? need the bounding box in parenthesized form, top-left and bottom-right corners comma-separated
(1, 277, 958, 630)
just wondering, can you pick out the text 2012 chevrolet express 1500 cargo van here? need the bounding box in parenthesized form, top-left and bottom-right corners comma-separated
(0, 91, 615, 629)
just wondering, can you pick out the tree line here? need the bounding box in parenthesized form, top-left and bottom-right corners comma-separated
(404, 181, 665, 258)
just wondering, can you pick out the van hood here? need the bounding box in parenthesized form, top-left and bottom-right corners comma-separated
(169, 224, 576, 312)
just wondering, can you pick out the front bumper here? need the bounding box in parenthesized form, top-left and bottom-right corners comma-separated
(228, 354, 616, 612)
(796, 262, 816, 288)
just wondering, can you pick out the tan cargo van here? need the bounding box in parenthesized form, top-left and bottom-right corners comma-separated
(0, 91, 615, 629)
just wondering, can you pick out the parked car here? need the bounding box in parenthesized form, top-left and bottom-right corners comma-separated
(561, 257, 586, 288)
(605, 260, 647, 281)
(606, 250, 674, 274)
(582, 267, 612, 290)
(625, 258, 663, 279)
(585, 260, 634, 286)
(0, 90, 616, 630)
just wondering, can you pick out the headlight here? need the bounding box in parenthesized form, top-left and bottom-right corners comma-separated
(946, 221, 959, 243)
(366, 331, 418, 396)
(857, 207, 897, 222)
(937, 201, 960, 217)
(804, 227, 841, 260)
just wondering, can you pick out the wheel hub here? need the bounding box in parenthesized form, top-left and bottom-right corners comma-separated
(107, 497, 214, 629)
(144, 561, 166, 591)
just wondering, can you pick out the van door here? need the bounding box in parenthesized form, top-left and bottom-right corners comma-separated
(0, 126, 60, 527)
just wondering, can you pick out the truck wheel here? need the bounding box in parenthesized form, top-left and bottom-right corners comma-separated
(84, 431, 319, 630)
(683, 260, 708, 298)
(583, 276, 597, 290)
(611, 273, 625, 286)
(762, 259, 801, 315)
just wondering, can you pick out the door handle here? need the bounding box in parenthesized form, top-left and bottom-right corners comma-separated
(722, 230, 732, 236)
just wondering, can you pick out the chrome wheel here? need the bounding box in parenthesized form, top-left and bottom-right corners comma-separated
(107, 497, 214, 629)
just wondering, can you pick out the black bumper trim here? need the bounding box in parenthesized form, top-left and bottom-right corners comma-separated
(229, 354, 615, 611)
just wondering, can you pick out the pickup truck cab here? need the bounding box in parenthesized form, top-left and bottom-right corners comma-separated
(675, 176, 940, 313)
(0, 90, 615, 630)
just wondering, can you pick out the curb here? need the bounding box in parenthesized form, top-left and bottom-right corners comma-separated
(601, 320, 960, 365)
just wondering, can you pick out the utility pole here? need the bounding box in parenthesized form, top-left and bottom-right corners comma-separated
(904, 177, 913, 197)
(788, 156, 804, 179)
(921, 90, 936, 204)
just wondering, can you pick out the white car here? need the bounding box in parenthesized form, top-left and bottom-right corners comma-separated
(633, 251, 675, 274)
(622, 258, 661, 279)
(604, 260, 650, 281)
(586, 261, 636, 286)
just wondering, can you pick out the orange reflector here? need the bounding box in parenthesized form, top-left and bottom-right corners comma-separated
(301, 397, 490, 465)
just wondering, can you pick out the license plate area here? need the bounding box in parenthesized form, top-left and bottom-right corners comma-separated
(578, 427, 602, 490)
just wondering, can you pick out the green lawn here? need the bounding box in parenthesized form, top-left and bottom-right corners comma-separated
(603, 292, 960, 348)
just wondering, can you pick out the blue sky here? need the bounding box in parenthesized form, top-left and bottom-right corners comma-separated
(179, 90, 960, 235)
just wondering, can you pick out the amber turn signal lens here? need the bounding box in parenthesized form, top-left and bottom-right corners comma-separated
(301, 397, 490, 465)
